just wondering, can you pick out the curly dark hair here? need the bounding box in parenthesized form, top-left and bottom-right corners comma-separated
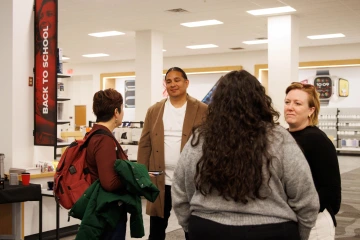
(192, 70, 280, 203)
(93, 89, 123, 122)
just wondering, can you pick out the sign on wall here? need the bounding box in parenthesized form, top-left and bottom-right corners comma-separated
(299, 67, 358, 108)
(124, 80, 135, 108)
(34, 0, 58, 146)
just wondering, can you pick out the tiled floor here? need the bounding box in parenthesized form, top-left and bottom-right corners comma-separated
(338, 155, 360, 174)
(60, 155, 360, 240)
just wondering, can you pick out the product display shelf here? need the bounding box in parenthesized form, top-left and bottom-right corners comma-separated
(55, 142, 71, 148)
(57, 73, 71, 78)
(112, 121, 144, 162)
(335, 147, 360, 152)
(318, 108, 338, 147)
(55, 73, 72, 159)
(336, 108, 360, 155)
(57, 120, 70, 125)
(57, 97, 70, 101)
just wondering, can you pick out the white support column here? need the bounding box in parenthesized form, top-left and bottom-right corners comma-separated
(135, 30, 163, 122)
(268, 15, 299, 127)
(0, 0, 34, 172)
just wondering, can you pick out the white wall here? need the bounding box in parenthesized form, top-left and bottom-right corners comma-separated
(186, 72, 223, 101)
(65, 75, 94, 128)
(300, 44, 360, 62)
(13, 0, 35, 168)
(0, 0, 34, 172)
(0, 1, 14, 173)
(113, 73, 222, 122)
(63, 43, 360, 125)
(65, 43, 360, 79)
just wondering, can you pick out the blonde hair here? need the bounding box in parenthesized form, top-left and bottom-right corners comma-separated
(285, 82, 320, 126)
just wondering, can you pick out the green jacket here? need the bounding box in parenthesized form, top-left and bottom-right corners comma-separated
(69, 160, 159, 239)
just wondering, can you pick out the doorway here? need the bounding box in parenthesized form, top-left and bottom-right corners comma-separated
(75, 105, 86, 130)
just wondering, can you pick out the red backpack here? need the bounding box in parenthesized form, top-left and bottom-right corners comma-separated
(54, 129, 115, 209)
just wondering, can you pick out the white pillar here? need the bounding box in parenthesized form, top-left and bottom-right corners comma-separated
(135, 30, 163, 121)
(0, 0, 34, 172)
(268, 15, 299, 127)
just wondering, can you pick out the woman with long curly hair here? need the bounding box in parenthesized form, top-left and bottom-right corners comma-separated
(172, 70, 319, 240)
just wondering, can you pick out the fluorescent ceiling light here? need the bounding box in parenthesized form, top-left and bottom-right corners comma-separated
(88, 31, 125, 37)
(243, 39, 268, 45)
(62, 57, 70, 60)
(307, 33, 345, 39)
(247, 6, 296, 16)
(82, 53, 109, 58)
(181, 20, 223, 27)
(186, 44, 218, 49)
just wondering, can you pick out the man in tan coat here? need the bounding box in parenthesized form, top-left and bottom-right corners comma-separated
(137, 67, 208, 240)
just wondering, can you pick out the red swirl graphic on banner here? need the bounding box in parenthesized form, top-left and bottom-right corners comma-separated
(34, 0, 57, 145)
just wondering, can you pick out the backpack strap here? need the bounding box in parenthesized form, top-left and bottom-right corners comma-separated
(82, 129, 114, 146)
(83, 128, 120, 156)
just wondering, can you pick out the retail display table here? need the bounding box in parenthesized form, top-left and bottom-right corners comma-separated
(0, 181, 42, 240)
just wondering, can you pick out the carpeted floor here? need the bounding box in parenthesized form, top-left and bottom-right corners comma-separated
(336, 167, 360, 239)
(166, 167, 360, 240)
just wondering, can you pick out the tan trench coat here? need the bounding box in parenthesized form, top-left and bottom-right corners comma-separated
(137, 95, 208, 218)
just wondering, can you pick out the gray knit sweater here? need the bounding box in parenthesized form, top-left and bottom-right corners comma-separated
(172, 125, 319, 240)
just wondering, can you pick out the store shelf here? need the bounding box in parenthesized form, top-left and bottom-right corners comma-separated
(120, 142, 139, 146)
(57, 120, 70, 125)
(56, 142, 71, 148)
(57, 74, 71, 78)
(57, 97, 70, 101)
(338, 126, 360, 129)
(338, 120, 360, 123)
(318, 108, 360, 155)
(337, 134, 360, 137)
(336, 148, 360, 152)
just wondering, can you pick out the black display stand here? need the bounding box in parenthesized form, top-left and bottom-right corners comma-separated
(0, 181, 42, 239)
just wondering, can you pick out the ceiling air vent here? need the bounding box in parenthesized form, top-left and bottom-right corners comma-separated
(230, 47, 244, 50)
(165, 8, 189, 13)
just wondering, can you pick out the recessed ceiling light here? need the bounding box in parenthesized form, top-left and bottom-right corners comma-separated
(242, 39, 268, 45)
(62, 57, 70, 60)
(247, 6, 296, 16)
(181, 20, 223, 27)
(88, 31, 125, 37)
(186, 44, 218, 49)
(163, 49, 167, 52)
(82, 53, 109, 58)
(307, 33, 345, 39)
